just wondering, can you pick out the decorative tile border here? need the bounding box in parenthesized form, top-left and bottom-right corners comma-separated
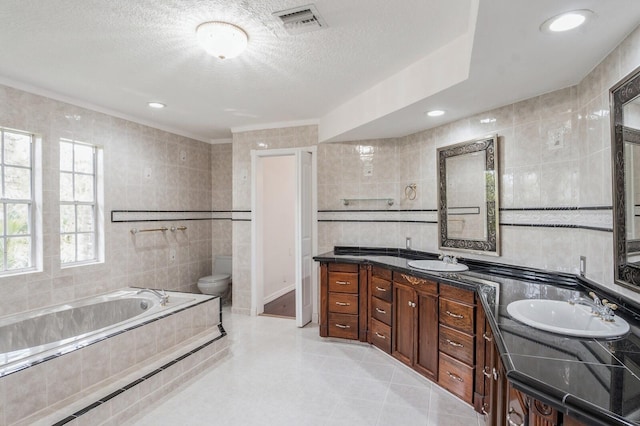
(111, 210, 232, 222)
(232, 210, 251, 221)
(318, 209, 437, 223)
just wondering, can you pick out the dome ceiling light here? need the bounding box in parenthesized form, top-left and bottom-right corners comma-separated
(426, 110, 445, 117)
(540, 10, 594, 33)
(196, 21, 248, 59)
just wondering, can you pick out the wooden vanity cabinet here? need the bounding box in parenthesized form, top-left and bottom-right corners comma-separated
(320, 262, 368, 342)
(368, 266, 393, 353)
(392, 272, 439, 381)
(438, 284, 476, 404)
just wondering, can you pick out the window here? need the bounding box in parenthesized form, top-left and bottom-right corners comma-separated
(60, 139, 102, 265)
(0, 128, 35, 273)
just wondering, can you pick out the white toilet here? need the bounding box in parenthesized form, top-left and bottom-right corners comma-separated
(197, 255, 232, 301)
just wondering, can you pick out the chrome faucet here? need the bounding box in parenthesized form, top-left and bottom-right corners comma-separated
(439, 253, 458, 264)
(137, 288, 169, 306)
(568, 291, 617, 322)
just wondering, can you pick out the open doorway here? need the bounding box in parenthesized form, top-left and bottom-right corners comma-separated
(251, 147, 317, 327)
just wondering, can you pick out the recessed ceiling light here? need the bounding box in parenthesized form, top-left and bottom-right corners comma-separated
(148, 102, 166, 109)
(540, 10, 593, 33)
(426, 110, 445, 117)
(196, 21, 248, 59)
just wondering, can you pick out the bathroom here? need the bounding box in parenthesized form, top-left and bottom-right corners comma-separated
(0, 1, 640, 425)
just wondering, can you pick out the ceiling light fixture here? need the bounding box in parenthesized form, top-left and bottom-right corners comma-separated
(540, 10, 593, 33)
(196, 21, 248, 59)
(426, 110, 445, 117)
(148, 102, 166, 109)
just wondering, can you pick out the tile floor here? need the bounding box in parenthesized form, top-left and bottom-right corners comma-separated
(131, 308, 485, 426)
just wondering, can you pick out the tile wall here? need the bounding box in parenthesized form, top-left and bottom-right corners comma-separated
(0, 85, 219, 317)
(231, 24, 640, 313)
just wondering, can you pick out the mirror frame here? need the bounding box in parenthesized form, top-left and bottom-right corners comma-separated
(437, 135, 500, 256)
(612, 65, 640, 289)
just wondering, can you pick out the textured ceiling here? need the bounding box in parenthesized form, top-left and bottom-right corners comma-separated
(0, 0, 638, 142)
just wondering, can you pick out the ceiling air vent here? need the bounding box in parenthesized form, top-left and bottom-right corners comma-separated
(273, 4, 327, 35)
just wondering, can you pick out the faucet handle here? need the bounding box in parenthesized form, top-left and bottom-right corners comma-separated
(588, 292, 601, 304)
(438, 253, 444, 260)
(602, 299, 617, 311)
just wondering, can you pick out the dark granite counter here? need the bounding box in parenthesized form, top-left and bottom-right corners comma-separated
(315, 247, 640, 426)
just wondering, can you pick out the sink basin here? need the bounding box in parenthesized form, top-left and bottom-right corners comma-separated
(507, 299, 630, 338)
(407, 260, 469, 272)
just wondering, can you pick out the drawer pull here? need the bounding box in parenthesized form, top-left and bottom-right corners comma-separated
(375, 307, 387, 314)
(446, 339, 464, 348)
(445, 310, 464, 319)
(482, 332, 493, 342)
(507, 408, 524, 426)
(334, 323, 351, 329)
(375, 286, 387, 292)
(335, 302, 350, 306)
(446, 371, 464, 382)
(374, 332, 387, 340)
(483, 366, 492, 378)
(335, 280, 351, 285)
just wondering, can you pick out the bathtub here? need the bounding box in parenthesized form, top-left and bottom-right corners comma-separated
(0, 288, 214, 377)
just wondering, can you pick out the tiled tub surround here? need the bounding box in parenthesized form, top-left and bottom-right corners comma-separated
(315, 247, 640, 425)
(0, 290, 226, 426)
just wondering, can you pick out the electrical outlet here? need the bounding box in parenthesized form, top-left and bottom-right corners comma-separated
(406, 237, 412, 249)
(580, 256, 586, 276)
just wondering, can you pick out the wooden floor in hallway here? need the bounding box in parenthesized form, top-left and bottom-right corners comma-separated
(263, 290, 296, 318)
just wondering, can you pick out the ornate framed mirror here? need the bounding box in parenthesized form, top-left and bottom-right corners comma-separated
(437, 135, 500, 255)
(612, 65, 640, 290)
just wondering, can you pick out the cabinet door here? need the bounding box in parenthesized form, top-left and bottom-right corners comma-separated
(392, 282, 415, 366)
(415, 290, 438, 380)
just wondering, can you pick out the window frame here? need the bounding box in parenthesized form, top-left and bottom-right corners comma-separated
(59, 138, 103, 267)
(0, 127, 38, 275)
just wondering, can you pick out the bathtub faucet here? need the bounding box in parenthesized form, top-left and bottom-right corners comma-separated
(137, 288, 169, 306)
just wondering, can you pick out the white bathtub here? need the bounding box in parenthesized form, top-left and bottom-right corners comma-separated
(0, 288, 214, 377)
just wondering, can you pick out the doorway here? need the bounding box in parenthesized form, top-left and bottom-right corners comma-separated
(251, 147, 317, 327)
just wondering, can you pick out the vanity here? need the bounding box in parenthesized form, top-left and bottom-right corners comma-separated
(315, 248, 640, 426)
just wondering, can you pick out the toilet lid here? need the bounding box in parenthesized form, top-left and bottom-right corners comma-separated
(199, 273, 230, 284)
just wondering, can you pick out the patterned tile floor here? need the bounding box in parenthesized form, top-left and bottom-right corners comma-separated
(131, 308, 485, 426)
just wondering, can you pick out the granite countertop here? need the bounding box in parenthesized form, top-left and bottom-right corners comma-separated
(315, 248, 640, 426)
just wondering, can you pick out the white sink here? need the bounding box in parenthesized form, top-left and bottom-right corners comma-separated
(507, 299, 630, 338)
(407, 260, 469, 272)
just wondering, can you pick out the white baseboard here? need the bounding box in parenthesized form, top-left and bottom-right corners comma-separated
(263, 284, 295, 304)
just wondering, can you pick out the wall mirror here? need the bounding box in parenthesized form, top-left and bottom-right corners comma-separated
(612, 65, 640, 290)
(437, 135, 500, 255)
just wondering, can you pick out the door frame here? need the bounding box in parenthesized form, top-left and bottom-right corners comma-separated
(250, 146, 318, 324)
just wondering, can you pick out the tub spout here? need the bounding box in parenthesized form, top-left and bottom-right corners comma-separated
(137, 288, 169, 306)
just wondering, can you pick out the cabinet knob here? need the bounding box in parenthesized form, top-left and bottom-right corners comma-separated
(407, 301, 416, 308)
(483, 366, 492, 378)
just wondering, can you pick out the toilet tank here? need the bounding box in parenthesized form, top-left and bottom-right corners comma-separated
(214, 255, 232, 275)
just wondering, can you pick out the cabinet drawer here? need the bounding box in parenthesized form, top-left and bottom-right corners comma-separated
(371, 297, 392, 325)
(438, 352, 474, 404)
(370, 318, 391, 353)
(328, 313, 358, 339)
(439, 325, 474, 365)
(328, 263, 358, 273)
(393, 272, 437, 294)
(328, 293, 358, 314)
(440, 298, 475, 333)
(371, 275, 392, 302)
(440, 284, 475, 305)
(372, 266, 392, 281)
(328, 272, 358, 293)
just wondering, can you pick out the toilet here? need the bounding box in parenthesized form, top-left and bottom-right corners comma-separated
(197, 255, 232, 302)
